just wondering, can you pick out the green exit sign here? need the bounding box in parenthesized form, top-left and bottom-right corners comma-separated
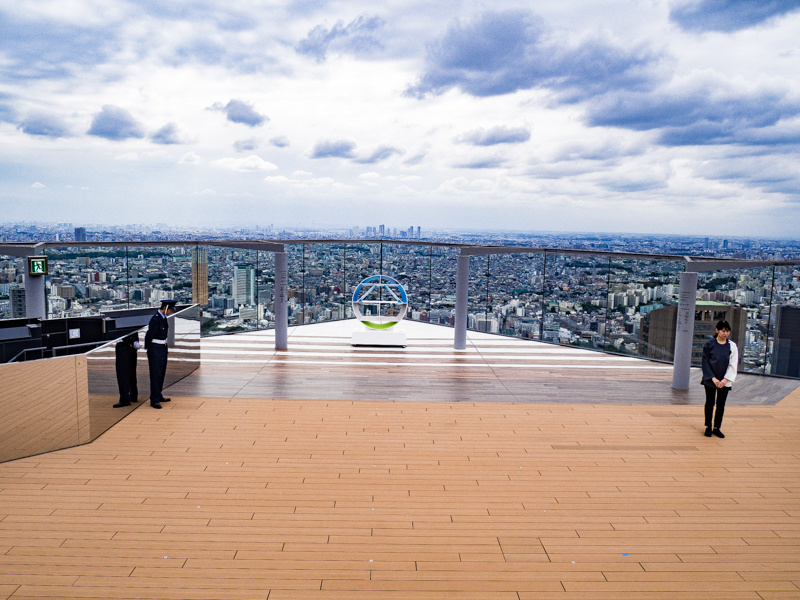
(28, 256, 48, 276)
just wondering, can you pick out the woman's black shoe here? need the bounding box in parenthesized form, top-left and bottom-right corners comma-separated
(704, 428, 712, 437)
(712, 428, 725, 438)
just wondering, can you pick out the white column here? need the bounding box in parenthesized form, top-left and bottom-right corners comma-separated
(672, 271, 698, 390)
(274, 251, 288, 351)
(24, 271, 47, 320)
(454, 254, 470, 350)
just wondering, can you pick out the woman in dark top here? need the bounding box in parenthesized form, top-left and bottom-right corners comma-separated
(701, 320, 738, 438)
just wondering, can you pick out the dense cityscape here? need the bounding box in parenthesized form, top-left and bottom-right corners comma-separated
(1, 222, 799, 377)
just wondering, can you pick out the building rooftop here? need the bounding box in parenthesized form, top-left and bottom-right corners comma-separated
(1, 321, 800, 599)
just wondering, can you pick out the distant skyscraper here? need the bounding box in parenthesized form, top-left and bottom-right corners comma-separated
(379, 224, 385, 236)
(772, 306, 800, 378)
(10, 287, 26, 318)
(232, 264, 255, 307)
(191, 247, 209, 305)
(74, 227, 86, 242)
(416, 226, 421, 239)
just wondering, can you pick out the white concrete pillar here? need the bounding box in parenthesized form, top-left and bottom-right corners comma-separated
(454, 254, 470, 350)
(672, 271, 698, 390)
(24, 268, 47, 319)
(274, 251, 288, 351)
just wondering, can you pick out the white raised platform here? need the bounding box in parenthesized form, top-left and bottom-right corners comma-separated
(351, 327, 407, 347)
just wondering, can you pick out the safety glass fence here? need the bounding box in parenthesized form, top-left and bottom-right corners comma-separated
(425, 246, 458, 327)
(380, 243, 430, 323)
(539, 254, 610, 348)
(696, 265, 783, 375)
(296, 243, 347, 325)
(608, 258, 683, 362)
(767, 266, 800, 378)
(467, 254, 492, 334)
(203, 245, 260, 335)
(3, 242, 799, 381)
(0, 253, 26, 321)
(487, 252, 544, 340)
(343, 242, 381, 320)
(256, 249, 276, 330)
(471, 252, 686, 360)
(44, 245, 130, 316)
(127, 245, 192, 310)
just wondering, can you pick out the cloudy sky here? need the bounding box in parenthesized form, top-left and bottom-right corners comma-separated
(1, 0, 800, 236)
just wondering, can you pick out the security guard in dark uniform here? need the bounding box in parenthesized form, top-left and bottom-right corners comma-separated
(145, 300, 177, 409)
(113, 332, 140, 408)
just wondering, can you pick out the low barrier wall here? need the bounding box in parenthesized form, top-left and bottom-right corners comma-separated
(0, 305, 201, 463)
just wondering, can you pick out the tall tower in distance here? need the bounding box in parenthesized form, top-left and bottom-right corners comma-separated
(232, 264, 255, 307)
(772, 305, 800, 377)
(191, 247, 209, 305)
(10, 287, 26, 318)
(74, 227, 86, 242)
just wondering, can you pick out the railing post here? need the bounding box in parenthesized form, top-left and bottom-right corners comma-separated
(672, 270, 698, 390)
(274, 250, 288, 351)
(24, 254, 47, 320)
(454, 253, 470, 350)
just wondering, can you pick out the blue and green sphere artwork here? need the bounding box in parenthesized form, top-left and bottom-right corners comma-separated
(351, 275, 408, 330)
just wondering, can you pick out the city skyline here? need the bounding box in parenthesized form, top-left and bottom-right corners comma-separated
(1, 1, 800, 236)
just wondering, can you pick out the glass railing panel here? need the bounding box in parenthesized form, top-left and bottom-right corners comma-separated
(766, 266, 799, 378)
(484, 252, 544, 341)
(301, 243, 346, 324)
(121, 245, 193, 315)
(0, 253, 27, 321)
(344, 242, 382, 320)
(285, 243, 303, 325)
(538, 254, 610, 349)
(203, 245, 259, 335)
(467, 253, 491, 334)
(695, 265, 780, 374)
(257, 249, 276, 330)
(44, 245, 130, 317)
(428, 246, 458, 327)
(608, 258, 683, 362)
(380, 243, 429, 323)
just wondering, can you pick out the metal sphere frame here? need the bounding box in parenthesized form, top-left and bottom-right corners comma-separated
(351, 275, 408, 330)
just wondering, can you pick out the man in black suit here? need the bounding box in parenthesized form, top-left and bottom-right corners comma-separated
(145, 300, 177, 409)
(113, 332, 140, 408)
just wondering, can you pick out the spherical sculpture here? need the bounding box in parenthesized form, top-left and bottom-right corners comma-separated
(351, 275, 408, 330)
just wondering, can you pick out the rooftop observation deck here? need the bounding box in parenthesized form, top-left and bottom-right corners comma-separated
(2, 320, 800, 600)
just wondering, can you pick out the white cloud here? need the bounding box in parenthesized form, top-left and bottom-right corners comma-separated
(215, 155, 279, 172)
(31, 181, 46, 188)
(438, 177, 495, 193)
(179, 152, 202, 165)
(0, 0, 798, 235)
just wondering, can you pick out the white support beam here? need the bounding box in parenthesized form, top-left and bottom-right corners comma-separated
(454, 254, 470, 350)
(672, 271, 698, 390)
(274, 251, 288, 351)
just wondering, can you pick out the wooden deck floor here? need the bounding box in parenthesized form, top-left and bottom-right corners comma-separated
(172, 320, 799, 406)
(2, 322, 800, 599)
